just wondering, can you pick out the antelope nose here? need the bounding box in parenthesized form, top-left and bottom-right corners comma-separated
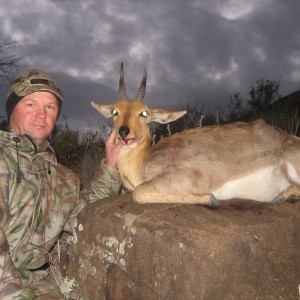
(119, 126, 130, 140)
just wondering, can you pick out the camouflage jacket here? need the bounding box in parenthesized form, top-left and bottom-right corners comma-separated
(0, 129, 121, 299)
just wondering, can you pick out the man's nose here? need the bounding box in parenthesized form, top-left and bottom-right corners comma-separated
(36, 107, 47, 119)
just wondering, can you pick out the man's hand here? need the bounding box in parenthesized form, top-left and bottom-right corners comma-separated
(105, 129, 123, 169)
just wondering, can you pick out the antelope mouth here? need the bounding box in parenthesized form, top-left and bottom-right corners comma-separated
(118, 137, 135, 145)
(123, 138, 135, 145)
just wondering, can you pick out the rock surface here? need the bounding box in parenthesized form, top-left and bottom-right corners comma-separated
(64, 193, 300, 300)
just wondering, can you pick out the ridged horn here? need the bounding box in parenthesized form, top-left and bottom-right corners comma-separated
(136, 68, 147, 102)
(119, 62, 127, 99)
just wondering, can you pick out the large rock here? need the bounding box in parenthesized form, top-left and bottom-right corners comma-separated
(64, 193, 300, 300)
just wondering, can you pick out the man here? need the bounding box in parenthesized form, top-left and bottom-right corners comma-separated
(0, 69, 123, 299)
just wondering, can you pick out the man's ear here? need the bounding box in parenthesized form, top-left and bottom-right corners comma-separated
(91, 101, 114, 118)
(150, 109, 187, 124)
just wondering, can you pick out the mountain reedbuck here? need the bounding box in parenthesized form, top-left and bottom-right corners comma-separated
(91, 63, 300, 206)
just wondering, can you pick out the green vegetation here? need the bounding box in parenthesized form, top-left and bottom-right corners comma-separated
(50, 121, 107, 189)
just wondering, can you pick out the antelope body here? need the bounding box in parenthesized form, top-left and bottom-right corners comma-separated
(92, 63, 300, 205)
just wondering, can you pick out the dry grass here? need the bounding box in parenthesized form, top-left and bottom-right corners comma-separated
(49, 239, 84, 299)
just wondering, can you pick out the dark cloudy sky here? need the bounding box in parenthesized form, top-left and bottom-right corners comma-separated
(0, 0, 300, 130)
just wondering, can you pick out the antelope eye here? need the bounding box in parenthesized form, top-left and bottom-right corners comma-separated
(140, 111, 148, 118)
(112, 109, 118, 116)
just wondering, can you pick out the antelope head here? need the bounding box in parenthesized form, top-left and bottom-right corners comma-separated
(91, 63, 187, 147)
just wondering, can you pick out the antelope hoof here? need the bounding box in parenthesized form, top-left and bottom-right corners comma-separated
(273, 196, 284, 203)
(274, 195, 299, 203)
(209, 196, 219, 207)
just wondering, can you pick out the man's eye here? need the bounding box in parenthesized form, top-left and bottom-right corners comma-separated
(112, 109, 118, 116)
(139, 111, 148, 117)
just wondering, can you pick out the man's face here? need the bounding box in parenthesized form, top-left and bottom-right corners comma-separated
(9, 91, 59, 144)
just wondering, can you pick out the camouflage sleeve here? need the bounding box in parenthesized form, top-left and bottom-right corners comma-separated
(0, 229, 26, 299)
(63, 160, 121, 234)
(88, 159, 122, 203)
(0, 180, 36, 299)
(62, 170, 84, 235)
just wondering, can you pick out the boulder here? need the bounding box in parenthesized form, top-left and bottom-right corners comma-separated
(64, 193, 300, 300)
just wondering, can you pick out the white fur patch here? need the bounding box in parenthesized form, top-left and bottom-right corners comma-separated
(286, 161, 300, 184)
(212, 166, 290, 202)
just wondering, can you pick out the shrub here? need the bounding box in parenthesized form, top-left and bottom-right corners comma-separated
(50, 123, 106, 189)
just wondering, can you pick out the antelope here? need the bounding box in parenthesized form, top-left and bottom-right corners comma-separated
(91, 63, 300, 206)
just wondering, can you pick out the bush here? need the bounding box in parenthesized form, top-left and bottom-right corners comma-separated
(50, 123, 106, 189)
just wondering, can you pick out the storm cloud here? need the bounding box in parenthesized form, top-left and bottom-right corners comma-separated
(0, 0, 299, 130)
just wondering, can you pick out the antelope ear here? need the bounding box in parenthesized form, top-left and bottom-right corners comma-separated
(91, 101, 115, 118)
(150, 109, 187, 124)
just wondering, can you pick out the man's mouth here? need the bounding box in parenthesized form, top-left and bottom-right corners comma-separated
(33, 124, 46, 128)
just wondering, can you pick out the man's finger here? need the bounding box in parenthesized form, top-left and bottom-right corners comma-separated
(115, 140, 124, 150)
(107, 128, 118, 145)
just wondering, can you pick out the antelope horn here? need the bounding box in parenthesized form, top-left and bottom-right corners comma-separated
(136, 68, 147, 102)
(119, 62, 127, 99)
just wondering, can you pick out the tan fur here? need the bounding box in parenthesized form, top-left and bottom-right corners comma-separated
(91, 65, 300, 205)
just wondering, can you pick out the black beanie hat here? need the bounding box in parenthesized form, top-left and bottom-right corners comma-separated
(6, 69, 63, 123)
(6, 92, 62, 123)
